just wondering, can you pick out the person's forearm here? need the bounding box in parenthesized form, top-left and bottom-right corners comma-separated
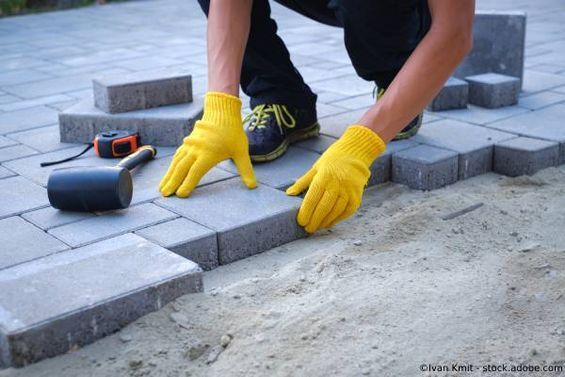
(359, 0, 475, 142)
(207, 0, 253, 96)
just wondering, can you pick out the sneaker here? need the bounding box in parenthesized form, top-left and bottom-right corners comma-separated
(243, 104, 320, 162)
(374, 87, 423, 140)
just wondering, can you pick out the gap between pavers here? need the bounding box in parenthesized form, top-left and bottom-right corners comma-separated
(0, 233, 202, 367)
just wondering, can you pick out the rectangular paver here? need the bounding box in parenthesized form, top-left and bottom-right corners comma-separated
(6, 125, 78, 153)
(412, 119, 516, 179)
(494, 137, 559, 177)
(21, 206, 94, 230)
(0, 106, 58, 134)
(0, 144, 38, 163)
(0, 176, 48, 219)
(136, 218, 219, 270)
(455, 11, 526, 86)
(218, 147, 320, 190)
(369, 139, 420, 186)
(93, 70, 192, 113)
(427, 77, 469, 111)
(0, 233, 202, 367)
(485, 104, 565, 164)
(48, 203, 177, 247)
(59, 97, 203, 147)
(0, 216, 69, 270)
(132, 156, 234, 204)
(466, 73, 521, 108)
(392, 145, 459, 190)
(156, 178, 305, 264)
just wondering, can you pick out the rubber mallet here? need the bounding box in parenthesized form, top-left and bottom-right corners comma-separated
(47, 145, 157, 212)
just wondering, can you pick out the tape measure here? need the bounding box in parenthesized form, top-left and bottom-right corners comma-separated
(40, 130, 141, 167)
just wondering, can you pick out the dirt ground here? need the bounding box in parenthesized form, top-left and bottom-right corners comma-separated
(2, 167, 565, 377)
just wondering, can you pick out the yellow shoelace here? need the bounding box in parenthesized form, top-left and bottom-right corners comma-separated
(372, 87, 385, 101)
(244, 104, 297, 133)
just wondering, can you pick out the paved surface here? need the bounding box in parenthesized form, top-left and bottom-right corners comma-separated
(1, 0, 565, 367)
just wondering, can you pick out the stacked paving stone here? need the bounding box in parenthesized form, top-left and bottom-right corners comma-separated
(59, 70, 204, 146)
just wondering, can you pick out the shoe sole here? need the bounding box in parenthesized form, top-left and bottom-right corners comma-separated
(250, 122, 321, 162)
(392, 113, 423, 141)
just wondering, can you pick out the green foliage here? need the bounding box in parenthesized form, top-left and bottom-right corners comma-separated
(0, 0, 27, 15)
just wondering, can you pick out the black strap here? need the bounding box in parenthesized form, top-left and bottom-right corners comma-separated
(40, 144, 94, 167)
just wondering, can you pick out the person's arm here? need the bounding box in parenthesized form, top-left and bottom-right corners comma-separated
(207, 0, 253, 96)
(359, 0, 475, 141)
(287, 0, 475, 233)
(159, 0, 256, 198)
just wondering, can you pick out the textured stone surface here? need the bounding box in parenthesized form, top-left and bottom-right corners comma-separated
(0, 106, 58, 134)
(131, 156, 234, 204)
(413, 119, 516, 179)
(0, 234, 202, 367)
(392, 145, 459, 190)
(369, 139, 420, 186)
(7, 125, 77, 153)
(219, 147, 319, 190)
(0, 176, 48, 219)
(455, 11, 526, 86)
(295, 135, 337, 154)
(136, 218, 218, 270)
(0, 144, 38, 163)
(21, 206, 94, 230)
(58, 97, 203, 147)
(93, 70, 192, 113)
(0, 216, 68, 270)
(466, 73, 521, 108)
(494, 137, 559, 177)
(485, 104, 565, 164)
(427, 77, 469, 112)
(156, 178, 305, 264)
(48, 203, 177, 247)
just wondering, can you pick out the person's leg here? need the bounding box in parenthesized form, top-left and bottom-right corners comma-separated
(197, 0, 317, 110)
(329, 0, 431, 89)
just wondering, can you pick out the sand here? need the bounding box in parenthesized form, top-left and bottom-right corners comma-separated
(2, 167, 564, 377)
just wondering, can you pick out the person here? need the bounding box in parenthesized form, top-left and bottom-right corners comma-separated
(159, 0, 474, 233)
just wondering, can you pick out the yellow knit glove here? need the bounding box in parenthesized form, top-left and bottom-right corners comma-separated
(159, 92, 256, 197)
(286, 125, 386, 233)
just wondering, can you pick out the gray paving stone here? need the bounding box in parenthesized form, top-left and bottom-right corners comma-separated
(0, 95, 19, 105)
(438, 104, 529, 125)
(2, 68, 131, 99)
(310, 74, 374, 97)
(0, 94, 73, 112)
(131, 156, 234, 204)
(59, 97, 203, 147)
(48, 203, 177, 247)
(7, 124, 78, 153)
(156, 178, 305, 265)
(0, 69, 53, 86)
(518, 91, 565, 110)
(21, 206, 94, 230)
(295, 134, 337, 154)
(369, 139, 420, 186)
(319, 108, 368, 139)
(426, 77, 469, 111)
(522, 69, 565, 95)
(0, 166, 16, 179)
(484, 104, 565, 164)
(494, 137, 559, 177)
(0, 216, 69, 270)
(136, 218, 218, 270)
(412, 119, 516, 179)
(219, 147, 320, 190)
(466, 73, 520, 108)
(0, 135, 17, 148)
(0, 176, 48, 219)
(455, 11, 526, 86)
(93, 70, 192, 113)
(0, 106, 58, 135)
(392, 145, 459, 190)
(0, 233, 202, 367)
(0, 144, 38, 162)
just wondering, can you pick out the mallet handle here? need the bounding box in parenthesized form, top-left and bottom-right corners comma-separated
(117, 145, 157, 171)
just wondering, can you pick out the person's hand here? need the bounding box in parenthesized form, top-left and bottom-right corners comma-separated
(159, 92, 256, 197)
(286, 125, 386, 233)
